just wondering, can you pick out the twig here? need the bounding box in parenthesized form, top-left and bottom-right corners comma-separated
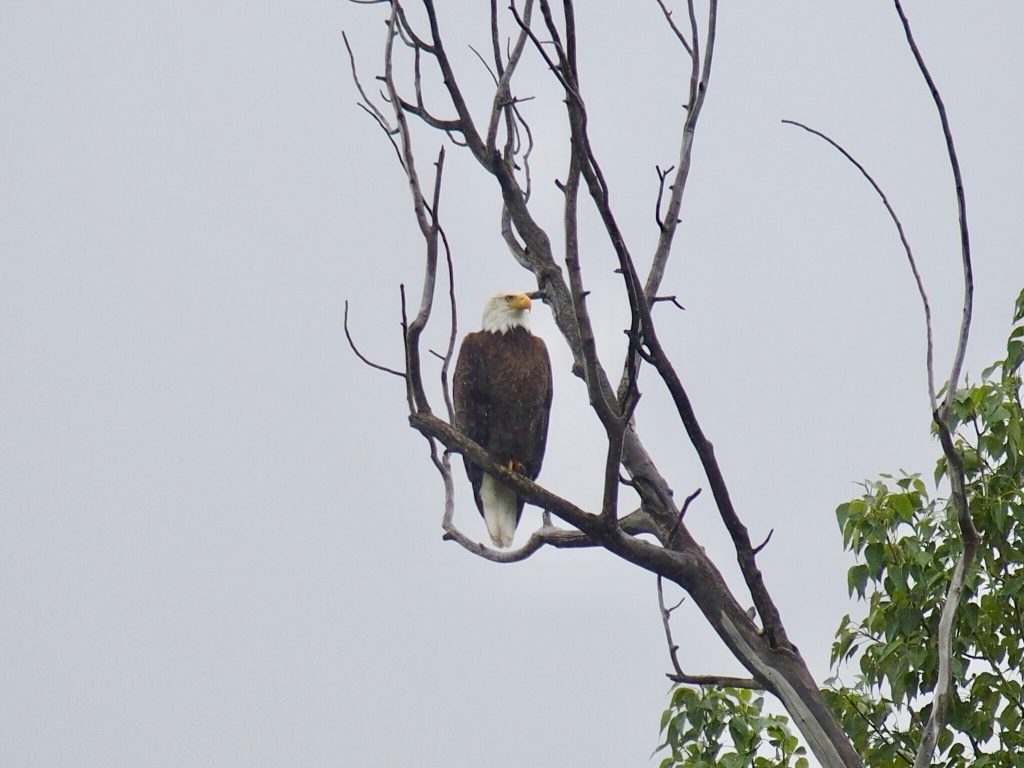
(658, 575, 687, 678)
(886, 4, 977, 766)
(781, 118, 935, 409)
(468, 44, 500, 85)
(752, 528, 774, 556)
(485, 0, 534, 155)
(643, 0, 717, 302)
(653, 0, 693, 57)
(442, 507, 662, 564)
(438, 221, 458, 423)
(669, 487, 702, 540)
(342, 31, 405, 169)
(658, 575, 761, 689)
(344, 300, 406, 378)
(654, 164, 675, 231)
(666, 672, 764, 689)
(508, 1, 579, 101)
(893, 0, 973, 422)
(651, 295, 686, 311)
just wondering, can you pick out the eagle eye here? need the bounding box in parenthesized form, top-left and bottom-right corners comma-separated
(504, 295, 514, 302)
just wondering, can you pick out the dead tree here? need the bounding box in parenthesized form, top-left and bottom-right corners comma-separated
(343, 3, 974, 766)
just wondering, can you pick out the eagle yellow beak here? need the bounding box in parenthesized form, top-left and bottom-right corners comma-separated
(509, 293, 532, 310)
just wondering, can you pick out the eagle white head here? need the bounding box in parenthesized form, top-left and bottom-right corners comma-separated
(482, 291, 534, 334)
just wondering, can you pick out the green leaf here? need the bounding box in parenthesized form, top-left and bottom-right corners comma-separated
(891, 492, 913, 521)
(864, 542, 885, 579)
(848, 564, 869, 599)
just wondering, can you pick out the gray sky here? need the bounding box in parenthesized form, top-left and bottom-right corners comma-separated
(3, 2, 1023, 766)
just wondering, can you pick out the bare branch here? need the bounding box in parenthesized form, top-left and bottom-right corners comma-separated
(644, 0, 717, 301)
(402, 141, 446, 411)
(601, 419, 627, 523)
(670, 487, 702, 537)
(679, 487, 702, 518)
(396, 97, 464, 132)
(468, 43, 500, 86)
(344, 300, 406, 378)
(438, 224, 458, 423)
(752, 528, 774, 556)
(654, 164, 675, 231)
(442, 522, 582, 563)
(486, 0, 534, 154)
(651, 295, 686, 311)
(653, 0, 694, 57)
(511, 100, 535, 200)
(343, 31, 405, 168)
(781, 118, 936, 410)
(658, 576, 761, 689)
(666, 672, 764, 690)
(420, 0, 488, 156)
(893, 0, 973, 421)
(639, 315, 792, 649)
(342, 31, 394, 131)
(658, 574, 687, 678)
(392, 3, 434, 52)
(508, 1, 579, 100)
(443, 507, 664, 563)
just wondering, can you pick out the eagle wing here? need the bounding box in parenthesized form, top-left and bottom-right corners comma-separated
(524, 335, 552, 481)
(453, 333, 488, 511)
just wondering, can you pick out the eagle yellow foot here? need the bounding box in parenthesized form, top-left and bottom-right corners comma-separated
(505, 458, 527, 475)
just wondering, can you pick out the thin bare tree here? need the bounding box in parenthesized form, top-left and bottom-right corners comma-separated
(344, 3, 974, 766)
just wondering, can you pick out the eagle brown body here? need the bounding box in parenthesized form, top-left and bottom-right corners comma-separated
(453, 294, 552, 548)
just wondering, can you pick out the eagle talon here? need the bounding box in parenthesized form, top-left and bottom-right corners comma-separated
(504, 458, 526, 475)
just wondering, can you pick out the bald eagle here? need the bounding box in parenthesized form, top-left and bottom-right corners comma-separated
(453, 291, 553, 548)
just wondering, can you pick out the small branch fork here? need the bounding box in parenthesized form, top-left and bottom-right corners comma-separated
(344, 300, 406, 378)
(658, 576, 761, 689)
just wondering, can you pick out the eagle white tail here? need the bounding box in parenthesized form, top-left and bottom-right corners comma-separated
(480, 473, 518, 548)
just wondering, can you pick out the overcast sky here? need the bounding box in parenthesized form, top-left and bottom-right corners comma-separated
(3, 2, 1023, 767)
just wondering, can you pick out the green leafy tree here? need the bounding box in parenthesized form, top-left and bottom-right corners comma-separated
(656, 687, 808, 768)
(658, 289, 1024, 766)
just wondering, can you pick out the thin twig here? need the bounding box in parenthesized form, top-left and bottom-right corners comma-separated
(654, 164, 675, 232)
(781, 118, 935, 410)
(442, 506, 662, 564)
(651, 295, 686, 311)
(344, 301, 406, 378)
(670, 487, 702, 538)
(653, 0, 694, 56)
(886, 4, 977, 766)
(658, 575, 687, 678)
(752, 528, 774, 556)
(643, 0, 717, 301)
(658, 576, 762, 689)
(893, 0, 973, 422)
(486, 0, 534, 154)
(438, 222, 458, 423)
(343, 31, 405, 168)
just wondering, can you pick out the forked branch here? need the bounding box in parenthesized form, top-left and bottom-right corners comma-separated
(658, 576, 761, 689)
